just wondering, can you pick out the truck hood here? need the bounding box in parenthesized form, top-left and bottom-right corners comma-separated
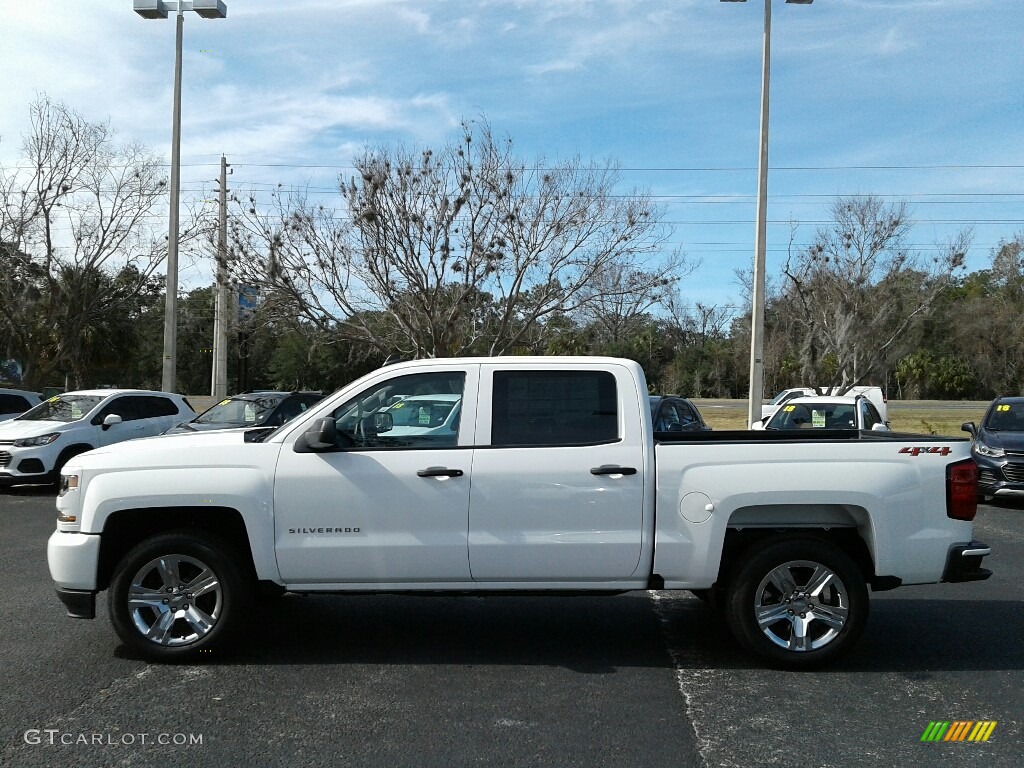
(70, 429, 278, 471)
(0, 418, 76, 439)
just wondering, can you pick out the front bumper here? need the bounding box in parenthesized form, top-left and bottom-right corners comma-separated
(0, 445, 53, 485)
(48, 530, 102, 620)
(974, 455, 1024, 498)
(56, 587, 97, 619)
(942, 540, 993, 583)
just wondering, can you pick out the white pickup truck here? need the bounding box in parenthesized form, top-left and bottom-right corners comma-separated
(47, 357, 991, 668)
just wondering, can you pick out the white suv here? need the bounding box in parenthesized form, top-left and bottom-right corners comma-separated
(0, 390, 194, 487)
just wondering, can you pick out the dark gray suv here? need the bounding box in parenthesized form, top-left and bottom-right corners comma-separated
(165, 391, 324, 434)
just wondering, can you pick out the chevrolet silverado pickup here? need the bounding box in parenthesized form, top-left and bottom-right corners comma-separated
(47, 357, 991, 668)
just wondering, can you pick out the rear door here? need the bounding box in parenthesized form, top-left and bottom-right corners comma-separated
(468, 363, 647, 582)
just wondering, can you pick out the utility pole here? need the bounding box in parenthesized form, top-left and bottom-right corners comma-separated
(211, 155, 229, 398)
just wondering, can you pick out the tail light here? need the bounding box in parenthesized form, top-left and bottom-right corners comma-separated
(946, 459, 978, 521)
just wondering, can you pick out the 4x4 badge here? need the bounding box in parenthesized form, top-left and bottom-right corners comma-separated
(899, 446, 952, 457)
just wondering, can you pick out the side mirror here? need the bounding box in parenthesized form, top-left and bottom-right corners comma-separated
(870, 423, 890, 432)
(373, 412, 393, 433)
(961, 421, 977, 437)
(296, 417, 338, 452)
(102, 414, 123, 430)
(750, 420, 765, 431)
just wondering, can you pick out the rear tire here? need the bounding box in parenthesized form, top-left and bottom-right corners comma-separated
(108, 531, 252, 661)
(724, 537, 868, 669)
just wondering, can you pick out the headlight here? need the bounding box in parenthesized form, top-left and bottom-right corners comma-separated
(58, 473, 79, 497)
(13, 432, 60, 447)
(973, 442, 1005, 458)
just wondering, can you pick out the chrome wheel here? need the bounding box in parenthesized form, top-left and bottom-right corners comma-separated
(126, 554, 223, 647)
(725, 537, 868, 668)
(753, 559, 850, 652)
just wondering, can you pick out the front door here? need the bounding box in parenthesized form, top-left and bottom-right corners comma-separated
(274, 367, 478, 584)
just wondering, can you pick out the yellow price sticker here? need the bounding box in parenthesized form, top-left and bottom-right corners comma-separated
(48, 396, 60, 403)
(783, 405, 796, 412)
(391, 402, 405, 409)
(997, 404, 1011, 412)
(219, 399, 231, 406)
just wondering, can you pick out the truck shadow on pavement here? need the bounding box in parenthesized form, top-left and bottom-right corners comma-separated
(117, 592, 1024, 673)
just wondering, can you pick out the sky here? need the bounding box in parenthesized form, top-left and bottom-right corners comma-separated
(1, 0, 1021, 319)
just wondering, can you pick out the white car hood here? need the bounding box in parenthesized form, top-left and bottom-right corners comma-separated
(70, 429, 277, 472)
(0, 419, 77, 440)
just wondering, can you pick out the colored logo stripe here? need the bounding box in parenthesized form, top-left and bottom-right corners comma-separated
(969, 721, 998, 742)
(921, 721, 996, 742)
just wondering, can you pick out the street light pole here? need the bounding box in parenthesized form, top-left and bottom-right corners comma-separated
(162, 7, 184, 393)
(134, 0, 227, 393)
(721, 0, 812, 427)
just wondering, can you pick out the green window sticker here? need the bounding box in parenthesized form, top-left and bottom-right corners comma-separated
(812, 410, 826, 428)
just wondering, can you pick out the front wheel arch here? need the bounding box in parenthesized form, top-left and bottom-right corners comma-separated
(49, 444, 94, 484)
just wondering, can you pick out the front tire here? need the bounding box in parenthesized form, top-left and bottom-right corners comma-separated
(108, 532, 252, 661)
(48, 446, 93, 487)
(724, 537, 868, 669)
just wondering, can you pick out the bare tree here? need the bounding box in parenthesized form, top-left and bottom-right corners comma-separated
(0, 96, 169, 388)
(229, 119, 689, 358)
(772, 195, 970, 392)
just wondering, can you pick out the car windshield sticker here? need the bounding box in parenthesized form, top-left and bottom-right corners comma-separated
(244, 404, 256, 422)
(219, 399, 231, 406)
(71, 404, 82, 419)
(812, 410, 826, 428)
(783, 405, 795, 412)
(391, 402, 405, 409)
(418, 408, 431, 425)
(997, 404, 1011, 412)
(48, 395, 59, 403)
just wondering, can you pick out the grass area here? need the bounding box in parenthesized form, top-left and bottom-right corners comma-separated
(693, 400, 989, 437)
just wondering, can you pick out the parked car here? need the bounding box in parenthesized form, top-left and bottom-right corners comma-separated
(0, 389, 194, 486)
(650, 395, 711, 432)
(0, 388, 42, 423)
(165, 391, 323, 434)
(760, 387, 817, 422)
(760, 385, 887, 425)
(753, 395, 889, 432)
(962, 396, 1024, 501)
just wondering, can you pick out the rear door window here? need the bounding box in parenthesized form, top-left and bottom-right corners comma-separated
(490, 370, 618, 447)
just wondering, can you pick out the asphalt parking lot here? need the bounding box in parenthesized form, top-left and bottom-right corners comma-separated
(1, 487, 1020, 768)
